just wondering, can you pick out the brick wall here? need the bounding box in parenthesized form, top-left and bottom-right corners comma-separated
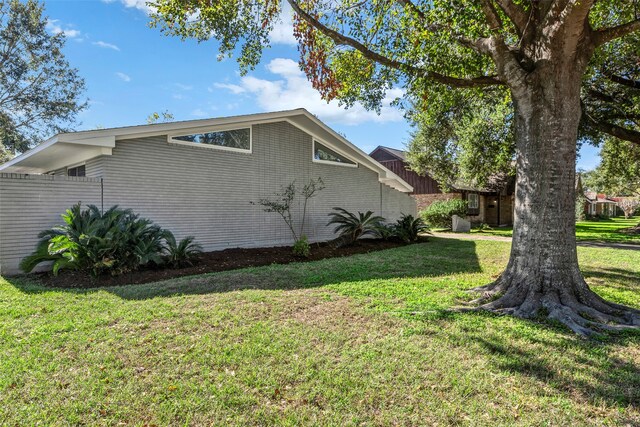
(0, 174, 102, 275)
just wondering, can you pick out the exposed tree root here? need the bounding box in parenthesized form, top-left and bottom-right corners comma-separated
(463, 273, 640, 337)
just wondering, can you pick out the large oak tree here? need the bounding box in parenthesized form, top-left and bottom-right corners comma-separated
(0, 0, 86, 161)
(150, 0, 640, 335)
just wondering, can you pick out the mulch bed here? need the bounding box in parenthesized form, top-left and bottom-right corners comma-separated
(32, 239, 410, 289)
(622, 225, 640, 235)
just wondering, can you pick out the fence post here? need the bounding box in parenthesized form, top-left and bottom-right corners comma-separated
(101, 178, 104, 214)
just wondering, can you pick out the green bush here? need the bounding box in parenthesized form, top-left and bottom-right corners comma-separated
(292, 235, 311, 258)
(20, 204, 201, 276)
(374, 223, 397, 240)
(477, 222, 493, 232)
(393, 214, 429, 243)
(327, 207, 385, 246)
(162, 231, 203, 268)
(420, 199, 468, 228)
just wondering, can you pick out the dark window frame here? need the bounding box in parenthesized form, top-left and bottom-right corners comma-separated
(67, 165, 86, 177)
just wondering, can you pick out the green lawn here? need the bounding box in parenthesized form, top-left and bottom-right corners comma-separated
(470, 217, 640, 244)
(1, 238, 639, 425)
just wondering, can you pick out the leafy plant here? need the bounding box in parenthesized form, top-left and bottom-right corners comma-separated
(393, 214, 429, 243)
(375, 223, 397, 240)
(292, 235, 311, 258)
(477, 223, 493, 233)
(162, 230, 203, 268)
(327, 208, 384, 246)
(20, 204, 172, 276)
(252, 178, 325, 255)
(420, 199, 468, 229)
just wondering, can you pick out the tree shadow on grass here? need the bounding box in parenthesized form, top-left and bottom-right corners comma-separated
(582, 267, 640, 292)
(471, 332, 640, 411)
(6, 237, 640, 414)
(7, 238, 483, 301)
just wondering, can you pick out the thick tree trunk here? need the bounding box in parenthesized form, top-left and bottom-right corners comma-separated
(471, 67, 640, 336)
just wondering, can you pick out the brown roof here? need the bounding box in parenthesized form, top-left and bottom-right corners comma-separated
(370, 145, 515, 194)
(373, 146, 407, 161)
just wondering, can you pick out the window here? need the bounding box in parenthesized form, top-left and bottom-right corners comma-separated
(467, 193, 479, 209)
(67, 165, 86, 177)
(170, 128, 251, 152)
(313, 140, 356, 166)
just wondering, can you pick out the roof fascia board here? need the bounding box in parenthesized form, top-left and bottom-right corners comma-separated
(58, 109, 308, 142)
(58, 135, 116, 148)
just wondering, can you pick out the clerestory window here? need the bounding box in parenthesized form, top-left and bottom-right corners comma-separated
(313, 140, 356, 166)
(170, 128, 251, 153)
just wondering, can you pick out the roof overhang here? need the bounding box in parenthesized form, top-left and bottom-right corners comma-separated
(0, 135, 115, 174)
(0, 109, 413, 192)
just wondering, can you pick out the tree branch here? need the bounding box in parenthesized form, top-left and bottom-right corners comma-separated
(395, 0, 426, 22)
(493, 0, 528, 34)
(594, 18, 640, 45)
(478, 0, 503, 31)
(587, 88, 616, 103)
(542, 0, 595, 41)
(604, 71, 640, 89)
(583, 110, 640, 145)
(288, 0, 504, 88)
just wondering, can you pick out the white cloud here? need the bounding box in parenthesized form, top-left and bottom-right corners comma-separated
(46, 19, 81, 38)
(191, 108, 208, 118)
(213, 58, 404, 126)
(175, 83, 193, 91)
(93, 41, 121, 51)
(269, 3, 296, 46)
(102, 0, 156, 14)
(115, 72, 131, 82)
(210, 83, 246, 95)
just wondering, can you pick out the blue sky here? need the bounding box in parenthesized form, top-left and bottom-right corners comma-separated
(44, 0, 600, 169)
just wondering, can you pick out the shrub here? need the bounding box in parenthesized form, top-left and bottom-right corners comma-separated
(420, 199, 468, 228)
(252, 178, 325, 256)
(375, 223, 397, 240)
(394, 214, 429, 243)
(20, 204, 200, 276)
(162, 231, 203, 268)
(477, 222, 493, 232)
(292, 235, 311, 258)
(327, 207, 384, 246)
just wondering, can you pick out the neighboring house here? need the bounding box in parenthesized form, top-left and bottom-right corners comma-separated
(584, 192, 619, 217)
(369, 146, 514, 226)
(0, 109, 415, 274)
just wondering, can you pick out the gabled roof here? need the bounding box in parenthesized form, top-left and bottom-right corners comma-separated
(371, 145, 406, 161)
(0, 108, 413, 192)
(585, 191, 618, 204)
(370, 145, 513, 194)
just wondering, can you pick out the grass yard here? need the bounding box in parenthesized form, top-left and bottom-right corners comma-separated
(470, 217, 640, 244)
(1, 238, 639, 425)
